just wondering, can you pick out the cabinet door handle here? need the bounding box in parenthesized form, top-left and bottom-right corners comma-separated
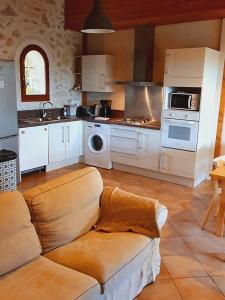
(62, 126, 65, 143)
(99, 74, 105, 90)
(67, 126, 70, 143)
(165, 54, 170, 74)
(21, 130, 25, 134)
(161, 153, 166, 170)
(44, 128, 47, 132)
(111, 150, 137, 157)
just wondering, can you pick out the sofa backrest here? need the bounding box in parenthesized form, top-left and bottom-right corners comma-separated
(23, 167, 103, 254)
(0, 191, 41, 276)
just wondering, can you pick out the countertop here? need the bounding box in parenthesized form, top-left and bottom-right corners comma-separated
(18, 116, 161, 130)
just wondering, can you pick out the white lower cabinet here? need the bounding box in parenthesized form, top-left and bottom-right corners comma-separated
(49, 121, 82, 164)
(160, 147, 196, 178)
(49, 123, 66, 163)
(65, 121, 82, 159)
(139, 129, 161, 171)
(19, 126, 48, 172)
(110, 126, 161, 171)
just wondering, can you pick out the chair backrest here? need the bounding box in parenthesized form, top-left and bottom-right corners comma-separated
(23, 167, 103, 254)
(0, 191, 41, 276)
(213, 155, 225, 168)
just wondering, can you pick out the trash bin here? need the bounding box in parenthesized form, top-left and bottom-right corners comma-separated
(0, 149, 17, 192)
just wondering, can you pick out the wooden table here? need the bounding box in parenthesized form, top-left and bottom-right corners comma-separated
(208, 167, 225, 237)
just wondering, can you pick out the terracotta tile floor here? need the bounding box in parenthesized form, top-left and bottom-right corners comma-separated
(18, 164, 225, 299)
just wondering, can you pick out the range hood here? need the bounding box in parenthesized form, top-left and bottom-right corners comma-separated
(115, 26, 162, 86)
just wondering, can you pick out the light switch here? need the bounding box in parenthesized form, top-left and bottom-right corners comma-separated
(0, 81, 7, 88)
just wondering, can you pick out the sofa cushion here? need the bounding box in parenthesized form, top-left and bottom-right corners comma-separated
(23, 167, 103, 254)
(0, 191, 41, 276)
(0, 256, 100, 300)
(45, 230, 152, 290)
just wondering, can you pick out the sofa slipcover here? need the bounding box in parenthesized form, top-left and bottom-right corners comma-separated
(0, 256, 100, 300)
(24, 167, 103, 253)
(0, 191, 41, 276)
(23, 167, 168, 300)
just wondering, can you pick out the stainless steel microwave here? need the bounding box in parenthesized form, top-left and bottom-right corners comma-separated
(169, 93, 200, 111)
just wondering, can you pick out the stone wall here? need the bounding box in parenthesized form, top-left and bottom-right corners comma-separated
(0, 0, 82, 110)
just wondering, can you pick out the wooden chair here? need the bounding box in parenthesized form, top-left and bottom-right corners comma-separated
(201, 156, 225, 230)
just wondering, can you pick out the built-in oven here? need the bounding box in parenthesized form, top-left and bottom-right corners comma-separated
(161, 110, 200, 152)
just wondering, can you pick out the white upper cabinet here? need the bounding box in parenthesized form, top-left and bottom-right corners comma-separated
(19, 126, 48, 172)
(164, 48, 207, 87)
(139, 129, 161, 171)
(82, 55, 114, 92)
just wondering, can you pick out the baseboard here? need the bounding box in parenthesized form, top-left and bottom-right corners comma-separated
(112, 163, 199, 187)
(46, 157, 80, 172)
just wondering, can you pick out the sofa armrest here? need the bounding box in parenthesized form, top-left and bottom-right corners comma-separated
(156, 204, 168, 230)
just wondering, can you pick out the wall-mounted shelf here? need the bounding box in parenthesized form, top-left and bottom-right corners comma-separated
(74, 56, 82, 91)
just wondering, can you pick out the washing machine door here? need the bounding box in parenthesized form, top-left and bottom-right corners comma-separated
(88, 133, 106, 154)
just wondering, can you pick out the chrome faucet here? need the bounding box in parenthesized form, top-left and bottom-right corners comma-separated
(41, 101, 54, 119)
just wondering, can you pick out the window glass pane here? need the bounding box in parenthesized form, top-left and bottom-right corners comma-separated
(168, 125, 191, 141)
(24, 50, 46, 95)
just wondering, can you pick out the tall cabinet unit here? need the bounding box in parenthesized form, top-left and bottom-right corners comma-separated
(162, 47, 221, 186)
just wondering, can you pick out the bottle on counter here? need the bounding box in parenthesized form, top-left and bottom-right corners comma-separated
(63, 106, 67, 117)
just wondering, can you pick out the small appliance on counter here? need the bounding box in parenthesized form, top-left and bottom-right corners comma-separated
(64, 105, 77, 116)
(100, 100, 112, 118)
(76, 106, 89, 117)
(76, 105, 95, 117)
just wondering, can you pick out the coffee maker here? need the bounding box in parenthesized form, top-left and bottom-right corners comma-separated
(100, 100, 112, 118)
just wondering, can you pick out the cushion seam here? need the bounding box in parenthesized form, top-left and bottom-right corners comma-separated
(102, 238, 154, 285)
(30, 198, 46, 254)
(25, 169, 98, 199)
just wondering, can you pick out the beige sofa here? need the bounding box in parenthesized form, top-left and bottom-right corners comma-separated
(0, 167, 168, 300)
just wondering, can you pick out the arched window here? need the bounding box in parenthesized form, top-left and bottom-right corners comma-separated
(20, 44, 49, 102)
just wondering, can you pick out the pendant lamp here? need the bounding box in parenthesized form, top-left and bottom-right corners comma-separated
(81, 0, 115, 34)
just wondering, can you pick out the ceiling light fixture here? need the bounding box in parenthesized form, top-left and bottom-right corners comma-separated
(81, 0, 115, 34)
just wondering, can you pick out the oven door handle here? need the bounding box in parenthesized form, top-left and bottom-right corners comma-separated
(188, 95, 192, 109)
(164, 119, 195, 125)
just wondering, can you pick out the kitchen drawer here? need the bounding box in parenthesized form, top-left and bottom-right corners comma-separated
(111, 136, 138, 155)
(111, 125, 139, 139)
(111, 151, 138, 167)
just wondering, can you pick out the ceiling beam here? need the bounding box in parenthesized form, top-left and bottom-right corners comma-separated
(65, 0, 225, 31)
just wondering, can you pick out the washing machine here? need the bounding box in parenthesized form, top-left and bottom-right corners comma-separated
(85, 122, 112, 169)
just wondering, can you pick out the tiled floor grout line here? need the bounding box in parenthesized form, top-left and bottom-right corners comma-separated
(162, 234, 225, 298)
(210, 275, 225, 297)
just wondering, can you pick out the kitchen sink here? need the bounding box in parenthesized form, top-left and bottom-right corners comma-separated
(20, 116, 71, 124)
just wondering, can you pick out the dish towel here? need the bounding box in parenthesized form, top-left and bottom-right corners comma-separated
(95, 187, 160, 238)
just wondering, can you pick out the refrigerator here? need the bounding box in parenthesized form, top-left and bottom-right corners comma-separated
(0, 60, 20, 182)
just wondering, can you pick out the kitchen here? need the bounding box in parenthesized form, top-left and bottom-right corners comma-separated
(1, 28, 219, 190)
